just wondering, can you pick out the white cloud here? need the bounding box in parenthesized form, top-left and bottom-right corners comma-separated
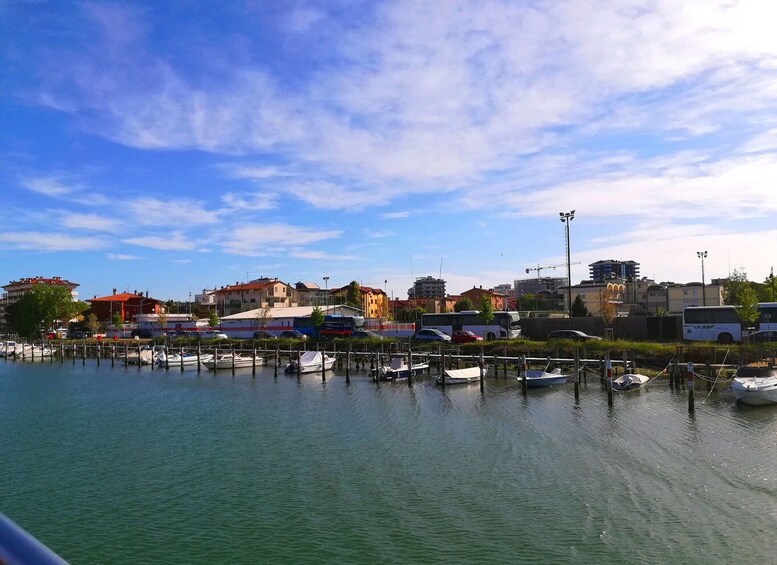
(220, 223, 341, 256)
(107, 253, 141, 260)
(363, 229, 396, 239)
(123, 198, 219, 226)
(122, 231, 196, 251)
(381, 211, 411, 220)
(60, 212, 118, 232)
(21, 177, 76, 197)
(0, 231, 107, 251)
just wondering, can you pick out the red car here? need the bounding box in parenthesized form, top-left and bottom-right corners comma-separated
(452, 330, 483, 344)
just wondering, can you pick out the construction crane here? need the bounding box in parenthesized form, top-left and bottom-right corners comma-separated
(526, 262, 581, 279)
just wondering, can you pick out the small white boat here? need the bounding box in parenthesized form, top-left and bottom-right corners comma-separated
(285, 351, 336, 374)
(203, 352, 263, 370)
(731, 366, 777, 406)
(520, 367, 569, 388)
(26, 345, 55, 359)
(437, 365, 483, 385)
(0, 341, 17, 358)
(156, 351, 214, 367)
(378, 355, 430, 381)
(122, 347, 160, 365)
(612, 373, 650, 391)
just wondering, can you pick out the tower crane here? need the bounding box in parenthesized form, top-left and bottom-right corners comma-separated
(525, 262, 581, 279)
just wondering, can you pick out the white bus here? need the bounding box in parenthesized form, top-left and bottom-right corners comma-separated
(420, 311, 521, 340)
(683, 303, 777, 343)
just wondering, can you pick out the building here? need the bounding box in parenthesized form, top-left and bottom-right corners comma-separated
(332, 285, 388, 319)
(86, 290, 162, 323)
(514, 276, 568, 297)
(194, 288, 217, 309)
(294, 282, 329, 307)
(407, 276, 446, 299)
(460, 286, 507, 311)
(215, 278, 296, 316)
(645, 282, 724, 314)
(589, 260, 640, 282)
(1, 276, 80, 331)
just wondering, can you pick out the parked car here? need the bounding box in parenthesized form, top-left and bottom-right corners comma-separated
(69, 331, 87, 339)
(412, 328, 452, 342)
(547, 329, 602, 341)
(750, 330, 777, 343)
(318, 322, 353, 338)
(253, 330, 278, 339)
(351, 330, 384, 340)
(452, 330, 483, 344)
(201, 330, 229, 339)
(130, 329, 153, 339)
(278, 329, 307, 340)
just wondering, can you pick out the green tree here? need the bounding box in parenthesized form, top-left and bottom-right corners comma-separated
(111, 313, 123, 328)
(454, 297, 474, 312)
(724, 269, 751, 305)
(477, 295, 494, 326)
(4, 284, 87, 338)
(310, 306, 325, 329)
(256, 304, 272, 329)
(207, 310, 220, 328)
(346, 281, 361, 308)
(738, 286, 760, 328)
(85, 313, 100, 335)
(521, 293, 538, 310)
(571, 294, 589, 317)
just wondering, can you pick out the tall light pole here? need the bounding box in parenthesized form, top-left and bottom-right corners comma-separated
(560, 210, 575, 326)
(323, 276, 329, 313)
(697, 251, 707, 306)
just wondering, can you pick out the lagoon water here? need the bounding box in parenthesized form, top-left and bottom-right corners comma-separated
(2, 358, 776, 564)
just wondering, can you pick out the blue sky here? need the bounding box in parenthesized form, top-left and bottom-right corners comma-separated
(2, 0, 776, 302)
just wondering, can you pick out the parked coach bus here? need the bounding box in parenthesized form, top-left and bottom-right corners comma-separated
(420, 311, 521, 340)
(683, 303, 777, 343)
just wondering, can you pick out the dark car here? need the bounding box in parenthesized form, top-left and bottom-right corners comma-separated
(318, 322, 353, 338)
(278, 329, 308, 340)
(351, 330, 384, 340)
(412, 328, 452, 342)
(547, 329, 602, 341)
(69, 330, 87, 339)
(130, 329, 153, 339)
(452, 330, 483, 344)
(750, 330, 777, 343)
(253, 330, 278, 339)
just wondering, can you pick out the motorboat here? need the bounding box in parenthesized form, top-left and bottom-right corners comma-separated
(520, 367, 569, 388)
(202, 352, 263, 370)
(122, 346, 161, 365)
(436, 365, 483, 385)
(0, 341, 19, 358)
(731, 366, 777, 406)
(377, 355, 430, 381)
(156, 351, 214, 368)
(285, 351, 336, 374)
(612, 373, 650, 391)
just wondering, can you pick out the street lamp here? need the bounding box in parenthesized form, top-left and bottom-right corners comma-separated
(559, 210, 575, 326)
(697, 251, 707, 306)
(323, 276, 329, 313)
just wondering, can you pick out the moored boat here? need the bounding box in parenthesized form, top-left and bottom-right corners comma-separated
(377, 355, 430, 381)
(203, 352, 263, 370)
(520, 367, 569, 388)
(612, 373, 650, 391)
(436, 365, 483, 385)
(156, 351, 214, 367)
(285, 351, 335, 374)
(731, 366, 777, 406)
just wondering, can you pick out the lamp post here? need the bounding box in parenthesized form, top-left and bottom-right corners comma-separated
(697, 251, 707, 306)
(323, 276, 329, 313)
(559, 210, 575, 326)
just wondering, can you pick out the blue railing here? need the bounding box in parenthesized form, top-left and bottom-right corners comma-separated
(0, 513, 67, 564)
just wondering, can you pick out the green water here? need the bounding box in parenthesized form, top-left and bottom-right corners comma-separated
(2, 359, 776, 564)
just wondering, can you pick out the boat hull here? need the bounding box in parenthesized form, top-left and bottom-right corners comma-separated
(521, 369, 569, 388)
(731, 378, 777, 405)
(437, 366, 482, 385)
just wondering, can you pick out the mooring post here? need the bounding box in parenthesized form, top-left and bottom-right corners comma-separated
(687, 361, 695, 413)
(111, 344, 115, 368)
(574, 348, 580, 403)
(60, 343, 65, 364)
(345, 350, 351, 384)
(705, 359, 712, 391)
(520, 354, 528, 395)
(606, 353, 613, 406)
(322, 348, 326, 382)
(231, 345, 236, 375)
(679, 348, 685, 390)
(407, 347, 413, 387)
(479, 348, 485, 392)
(274, 347, 279, 378)
(456, 345, 460, 369)
(197, 346, 201, 373)
(252, 347, 257, 377)
(374, 352, 380, 386)
(180, 346, 185, 372)
(296, 349, 301, 378)
(137, 343, 142, 371)
(165, 346, 170, 371)
(96, 343, 100, 367)
(440, 350, 446, 387)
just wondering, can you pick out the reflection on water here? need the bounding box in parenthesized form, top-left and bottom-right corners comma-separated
(1, 360, 777, 564)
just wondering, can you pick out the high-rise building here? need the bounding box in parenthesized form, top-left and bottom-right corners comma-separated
(589, 260, 640, 282)
(407, 276, 446, 299)
(1, 276, 79, 331)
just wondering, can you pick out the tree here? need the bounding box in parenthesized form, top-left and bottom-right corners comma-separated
(111, 313, 123, 328)
(310, 306, 325, 329)
(477, 295, 494, 326)
(4, 284, 87, 338)
(521, 293, 538, 311)
(738, 286, 760, 328)
(157, 311, 168, 334)
(256, 304, 272, 329)
(571, 295, 589, 317)
(346, 281, 361, 308)
(454, 297, 474, 312)
(724, 269, 751, 305)
(85, 313, 100, 335)
(598, 290, 617, 327)
(207, 310, 220, 328)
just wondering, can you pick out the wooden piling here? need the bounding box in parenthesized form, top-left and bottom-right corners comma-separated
(440, 350, 446, 387)
(520, 355, 527, 395)
(407, 347, 413, 387)
(345, 350, 351, 384)
(197, 346, 201, 373)
(606, 353, 613, 406)
(479, 349, 485, 392)
(574, 348, 580, 403)
(687, 361, 695, 413)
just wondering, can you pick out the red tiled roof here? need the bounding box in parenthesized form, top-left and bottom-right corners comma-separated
(216, 280, 279, 293)
(88, 293, 160, 303)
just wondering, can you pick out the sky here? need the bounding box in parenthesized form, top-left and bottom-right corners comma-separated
(2, 0, 776, 303)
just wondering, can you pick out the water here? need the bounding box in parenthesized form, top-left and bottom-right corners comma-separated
(2, 359, 776, 564)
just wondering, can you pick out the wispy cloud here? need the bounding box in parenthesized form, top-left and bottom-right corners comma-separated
(60, 212, 118, 232)
(123, 198, 219, 226)
(122, 231, 197, 251)
(363, 229, 396, 239)
(107, 253, 141, 260)
(220, 223, 341, 256)
(0, 231, 107, 251)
